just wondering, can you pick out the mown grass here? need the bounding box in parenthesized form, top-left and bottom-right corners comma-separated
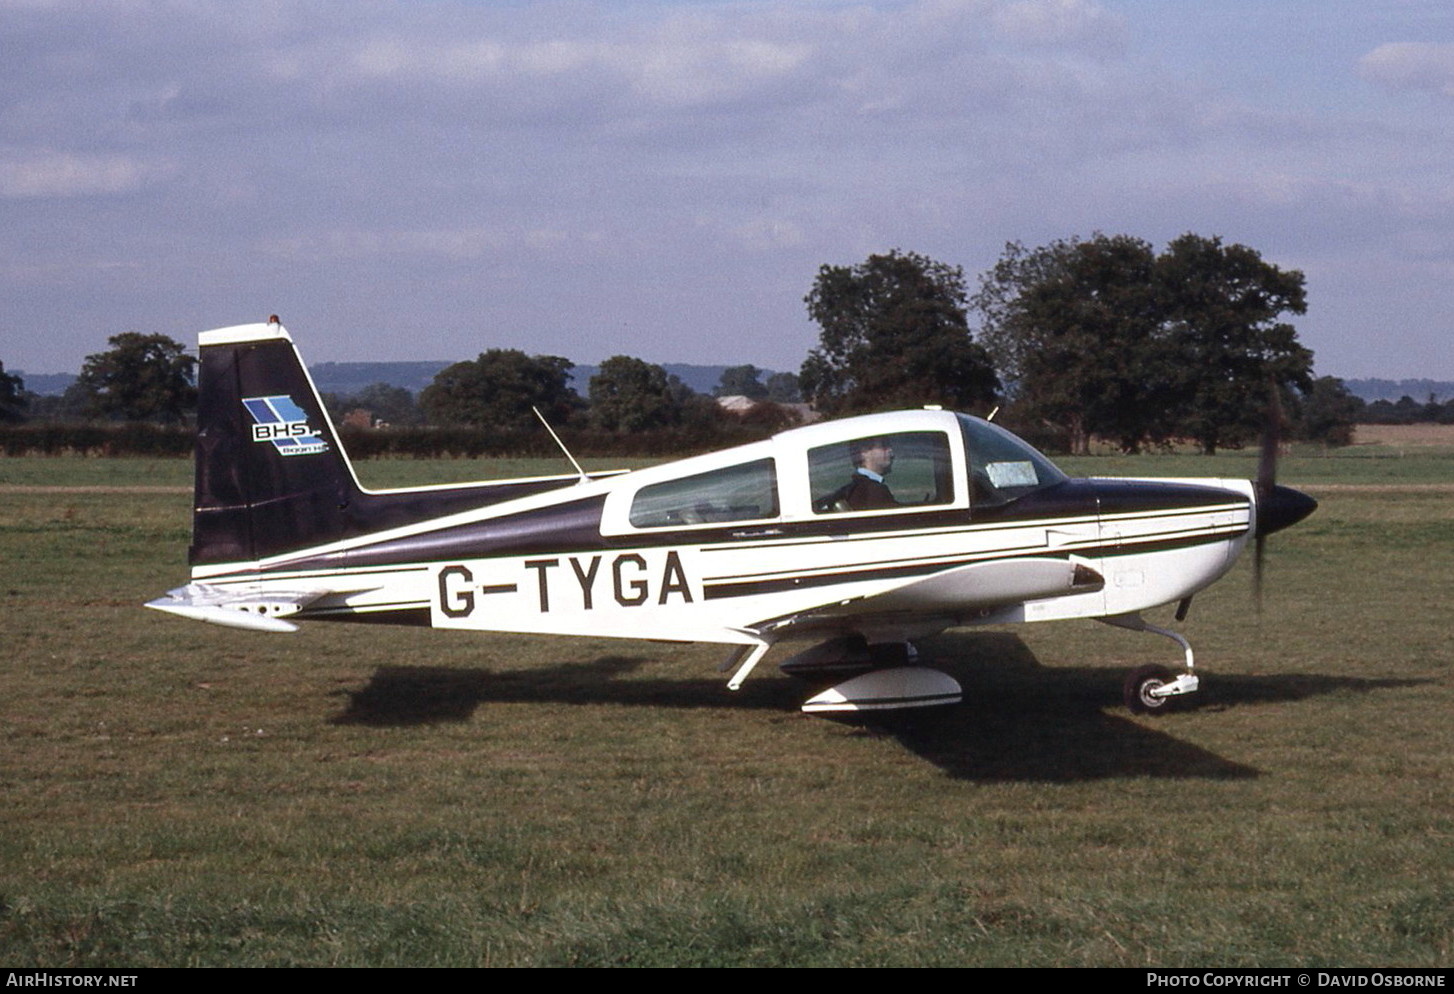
(1057, 443, 1454, 486)
(1, 452, 1451, 966)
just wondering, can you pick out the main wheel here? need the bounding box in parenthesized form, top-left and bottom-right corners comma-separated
(1124, 664, 1174, 714)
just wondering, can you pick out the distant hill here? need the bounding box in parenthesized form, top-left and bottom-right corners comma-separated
(1343, 378, 1454, 404)
(306, 361, 745, 397)
(307, 361, 451, 396)
(13, 372, 76, 396)
(10, 361, 763, 398)
(307, 361, 750, 397)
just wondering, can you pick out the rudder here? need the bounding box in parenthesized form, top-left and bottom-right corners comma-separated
(190, 319, 362, 566)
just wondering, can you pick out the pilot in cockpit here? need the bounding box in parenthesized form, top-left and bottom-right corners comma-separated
(838, 437, 900, 510)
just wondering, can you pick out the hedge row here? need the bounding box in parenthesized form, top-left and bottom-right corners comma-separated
(0, 422, 193, 456)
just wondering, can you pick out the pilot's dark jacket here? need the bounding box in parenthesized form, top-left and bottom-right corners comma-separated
(841, 471, 898, 510)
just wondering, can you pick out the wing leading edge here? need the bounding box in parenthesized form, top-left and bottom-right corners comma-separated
(747, 555, 1104, 638)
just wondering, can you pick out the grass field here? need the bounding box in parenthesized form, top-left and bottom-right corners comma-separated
(1, 444, 1451, 967)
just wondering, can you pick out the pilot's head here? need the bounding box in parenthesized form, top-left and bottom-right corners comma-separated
(850, 437, 894, 476)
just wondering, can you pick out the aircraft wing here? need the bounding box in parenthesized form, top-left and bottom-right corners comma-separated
(748, 556, 1104, 637)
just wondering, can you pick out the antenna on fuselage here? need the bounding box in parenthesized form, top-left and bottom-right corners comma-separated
(532, 406, 590, 485)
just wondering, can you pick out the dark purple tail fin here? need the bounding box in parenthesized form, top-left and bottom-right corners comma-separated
(190, 321, 362, 566)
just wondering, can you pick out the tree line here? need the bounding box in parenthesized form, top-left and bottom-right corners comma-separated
(800, 236, 1361, 454)
(1358, 394, 1454, 425)
(2, 232, 1377, 455)
(0, 337, 809, 457)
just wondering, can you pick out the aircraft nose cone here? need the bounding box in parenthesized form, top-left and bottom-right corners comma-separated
(1256, 484, 1318, 537)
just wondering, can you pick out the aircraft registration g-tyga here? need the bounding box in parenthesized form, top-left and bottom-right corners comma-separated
(147, 320, 1317, 717)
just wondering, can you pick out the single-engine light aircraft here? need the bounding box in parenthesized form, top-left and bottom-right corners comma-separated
(147, 320, 1317, 717)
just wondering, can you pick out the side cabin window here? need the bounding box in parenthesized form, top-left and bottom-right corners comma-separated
(629, 458, 779, 528)
(810, 431, 954, 514)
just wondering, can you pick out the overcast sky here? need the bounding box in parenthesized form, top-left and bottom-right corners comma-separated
(4, 0, 1454, 383)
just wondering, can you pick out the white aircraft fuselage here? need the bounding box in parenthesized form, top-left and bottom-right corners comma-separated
(149, 322, 1317, 714)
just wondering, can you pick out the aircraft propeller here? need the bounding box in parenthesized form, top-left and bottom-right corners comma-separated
(1252, 385, 1318, 608)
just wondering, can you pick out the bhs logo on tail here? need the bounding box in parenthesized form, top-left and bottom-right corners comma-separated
(242, 395, 330, 456)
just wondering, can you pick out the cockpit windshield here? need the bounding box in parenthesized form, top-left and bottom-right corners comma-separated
(957, 414, 1067, 508)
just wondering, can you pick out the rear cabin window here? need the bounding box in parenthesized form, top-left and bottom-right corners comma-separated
(810, 432, 954, 514)
(629, 459, 779, 528)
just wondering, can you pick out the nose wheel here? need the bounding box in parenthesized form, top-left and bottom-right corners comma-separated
(1101, 614, 1201, 715)
(1124, 664, 1176, 714)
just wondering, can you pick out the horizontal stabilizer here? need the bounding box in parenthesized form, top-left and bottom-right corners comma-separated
(145, 583, 331, 633)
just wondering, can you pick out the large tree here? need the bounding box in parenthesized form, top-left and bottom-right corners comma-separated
(1292, 376, 1362, 447)
(0, 361, 26, 423)
(973, 234, 1169, 454)
(801, 250, 999, 416)
(326, 382, 423, 428)
(974, 233, 1314, 454)
(25, 381, 93, 422)
(764, 371, 801, 404)
(419, 350, 576, 429)
(713, 364, 769, 400)
(588, 355, 684, 432)
(76, 332, 197, 423)
(1156, 234, 1312, 453)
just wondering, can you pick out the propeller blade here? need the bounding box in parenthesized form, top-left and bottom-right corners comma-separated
(1253, 383, 1283, 610)
(1257, 386, 1281, 495)
(1248, 384, 1318, 609)
(1254, 534, 1266, 608)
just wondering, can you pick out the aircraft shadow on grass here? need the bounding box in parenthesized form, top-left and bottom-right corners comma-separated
(330, 631, 1423, 783)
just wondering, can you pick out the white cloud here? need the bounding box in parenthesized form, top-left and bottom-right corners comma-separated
(262, 222, 623, 262)
(325, 11, 816, 111)
(240, 0, 1133, 129)
(990, 0, 1125, 53)
(1359, 42, 1454, 97)
(0, 150, 169, 198)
